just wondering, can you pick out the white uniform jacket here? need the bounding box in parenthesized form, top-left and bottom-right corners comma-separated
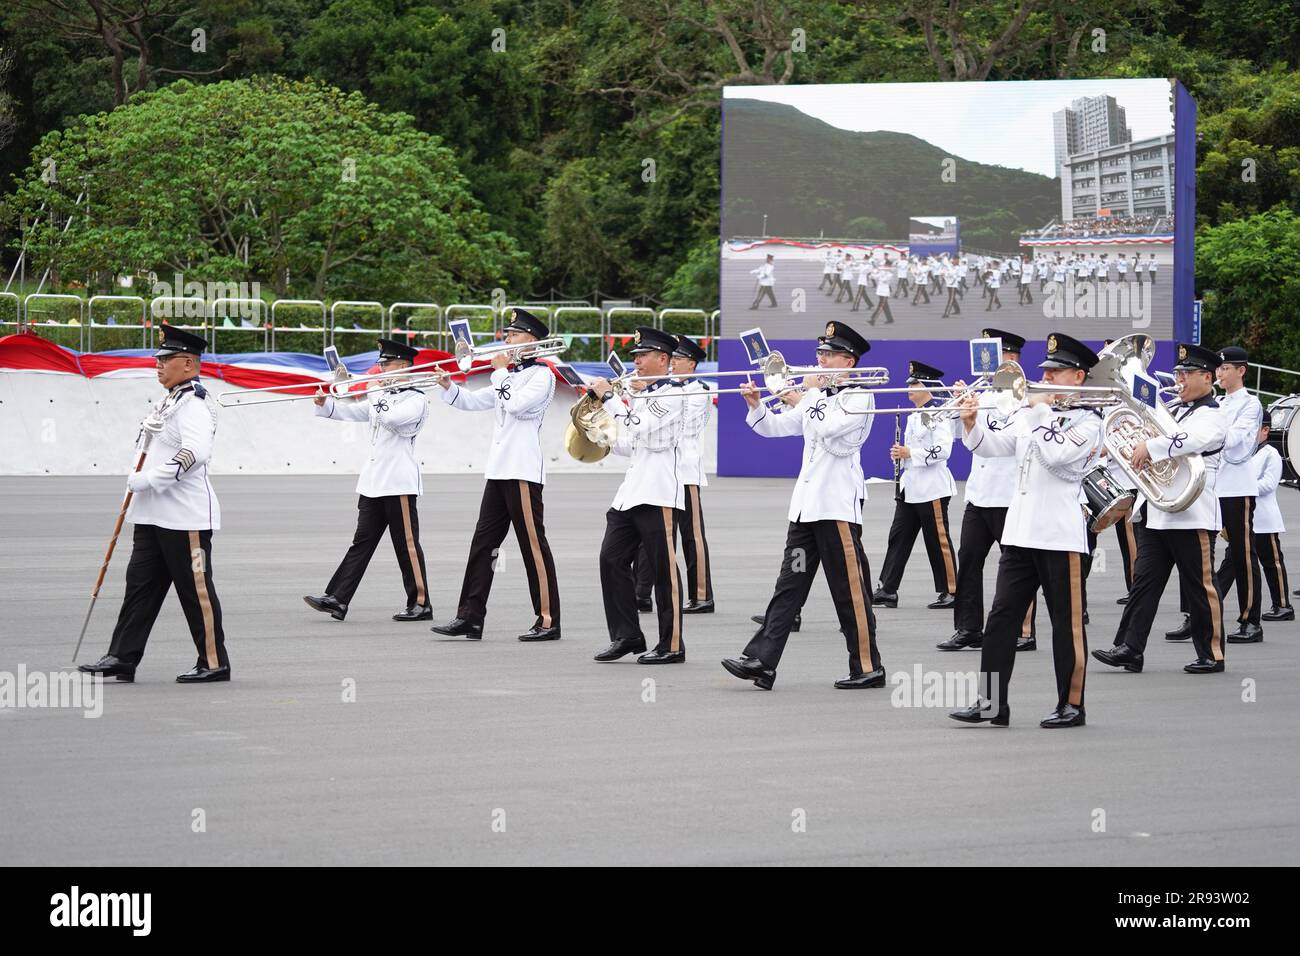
(1141, 394, 1228, 532)
(1215, 388, 1264, 498)
(746, 384, 874, 524)
(676, 380, 712, 488)
(440, 360, 555, 484)
(900, 408, 955, 503)
(963, 405, 1019, 509)
(127, 378, 221, 531)
(963, 402, 1103, 553)
(315, 386, 428, 497)
(1252, 444, 1285, 535)
(607, 380, 686, 511)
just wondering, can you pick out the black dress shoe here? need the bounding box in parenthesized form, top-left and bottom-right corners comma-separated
(1016, 637, 1037, 651)
(1040, 703, 1085, 728)
(392, 605, 433, 622)
(1227, 622, 1264, 644)
(636, 597, 653, 613)
(833, 668, 886, 689)
(949, 699, 1010, 726)
(593, 637, 647, 662)
(77, 655, 136, 683)
(431, 617, 483, 640)
(936, 630, 982, 651)
(176, 665, 230, 683)
(721, 656, 776, 690)
(1083, 609, 1090, 625)
(926, 592, 955, 610)
(1165, 614, 1192, 640)
(1116, 594, 1130, 605)
(304, 594, 347, 621)
(1092, 644, 1144, 672)
(518, 624, 561, 642)
(1184, 658, 1225, 673)
(682, 599, 714, 614)
(1262, 604, 1295, 621)
(637, 649, 685, 664)
(871, 588, 898, 608)
(750, 613, 800, 632)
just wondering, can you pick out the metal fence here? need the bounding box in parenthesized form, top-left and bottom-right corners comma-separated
(0, 294, 720, 361)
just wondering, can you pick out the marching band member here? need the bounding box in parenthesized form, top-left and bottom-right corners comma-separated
(949, 333, 1103, 728)
(304, 339, 431, 623)
(633, 335, 715, 613)
(669, 335, 715, 612)
(1214, 346, 1266, 643)
(79, 325, 230, 683)
(721, 321, 885, 691)
(1219, 411, 1293, 621)
(938, 330, 1037, 653)
(431, 308, 562, 641)
(1092, 343, 1228, 674)
(589, 327, 688, 664)
(1100, 343, 1139, 606)
(873, 361, 957, 610)
(749, 254, 777, 310)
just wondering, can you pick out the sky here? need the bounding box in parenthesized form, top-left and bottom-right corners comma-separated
(724, 79, 1175, 178)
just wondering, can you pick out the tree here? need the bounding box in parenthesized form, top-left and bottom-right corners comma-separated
(3, 76, 532, 301)
(1197, 208, 1300, 391)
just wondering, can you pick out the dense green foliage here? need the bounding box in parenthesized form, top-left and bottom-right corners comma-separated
(1, 0, 1296, 367)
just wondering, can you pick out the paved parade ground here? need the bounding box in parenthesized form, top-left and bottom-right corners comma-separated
(1, 474, 1296, 866)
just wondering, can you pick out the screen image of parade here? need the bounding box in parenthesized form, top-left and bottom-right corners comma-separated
(720, 79, 1178, 341)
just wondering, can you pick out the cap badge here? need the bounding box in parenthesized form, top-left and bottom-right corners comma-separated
(1179, 345, 1189, 361)
(825, 322, 836, 338)
(634, 329, 642, 345)
(1047, 334, 1058, 353)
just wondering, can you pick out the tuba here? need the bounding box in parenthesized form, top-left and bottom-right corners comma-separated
(1096, 334, 1205, 512)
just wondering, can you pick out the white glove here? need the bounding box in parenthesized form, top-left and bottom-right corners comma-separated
(126, 471, 151, 494)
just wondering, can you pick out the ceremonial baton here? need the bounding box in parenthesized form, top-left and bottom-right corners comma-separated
(73, 425, 157, 661)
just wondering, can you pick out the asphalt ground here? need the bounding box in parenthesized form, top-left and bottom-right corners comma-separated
(1, 474, 1295, 865)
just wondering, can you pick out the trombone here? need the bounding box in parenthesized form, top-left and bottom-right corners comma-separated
(216, 369, 350, 407)
(625, 350, 890, 399)
(327, 336, 567, 398)
(987, 360, 1126, 414)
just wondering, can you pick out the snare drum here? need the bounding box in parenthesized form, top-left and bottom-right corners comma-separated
(1267, 394, 1300, 486)
(1082, 464, 1136, 532)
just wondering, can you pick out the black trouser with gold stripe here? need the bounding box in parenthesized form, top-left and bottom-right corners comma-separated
(634, 484, 712, 605)
(1219, 532, 1292, 611)
(600, 505, 683, 653)
(1218, 497, 1262, 625)
(456, 479, 560, 628)
(1114, 526, 1225, 662)
(326, 494, 429, 609)
(953, 503, 1036, 639)
(879, 496, 958, 596)
(743, 519, 882, 676)
(979, 545, 1087, 711)
(1114, 512, 1138, 593)
(108, 524, 227, 670)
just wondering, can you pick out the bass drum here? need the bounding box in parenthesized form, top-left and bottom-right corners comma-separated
(1266, 395, 1300, 486)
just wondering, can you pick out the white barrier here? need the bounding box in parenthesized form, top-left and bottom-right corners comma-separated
(0, 371, 718, 477)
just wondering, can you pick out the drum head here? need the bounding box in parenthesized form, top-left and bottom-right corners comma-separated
(1090, 491, 1135, 532)
(1268, 395, 1300, 484)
